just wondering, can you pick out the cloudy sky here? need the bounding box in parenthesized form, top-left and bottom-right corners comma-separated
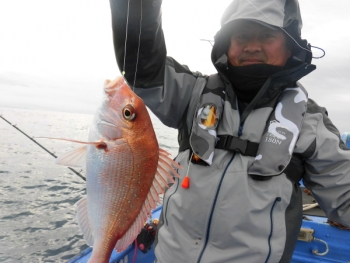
(1, 0, 350, 132)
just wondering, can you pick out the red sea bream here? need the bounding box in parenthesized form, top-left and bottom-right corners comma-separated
(56, 76, 180, 263)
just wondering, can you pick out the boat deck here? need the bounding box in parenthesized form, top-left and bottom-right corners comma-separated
(68, 202, 350, 263)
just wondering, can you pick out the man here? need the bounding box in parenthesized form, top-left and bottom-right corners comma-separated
(109, 0, 350, 262)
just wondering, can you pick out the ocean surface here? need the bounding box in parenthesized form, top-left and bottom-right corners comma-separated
(0, 106, 178, 263)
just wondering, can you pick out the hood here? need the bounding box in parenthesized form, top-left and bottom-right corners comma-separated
(212, 0, 312, 68)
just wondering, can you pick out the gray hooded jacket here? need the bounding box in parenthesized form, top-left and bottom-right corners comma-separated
(109, 0, 350, 262)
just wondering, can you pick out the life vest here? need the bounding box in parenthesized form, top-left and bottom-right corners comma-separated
(182, 73, 308, 182)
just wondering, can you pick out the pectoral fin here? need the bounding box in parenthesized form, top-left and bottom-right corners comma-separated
(39, 137, 108, 167)
(56, 146, 87, 167)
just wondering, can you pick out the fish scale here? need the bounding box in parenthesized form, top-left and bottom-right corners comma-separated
(87, 143, 134, 233)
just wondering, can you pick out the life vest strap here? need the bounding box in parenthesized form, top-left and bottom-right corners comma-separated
(216, 135, 259, 157)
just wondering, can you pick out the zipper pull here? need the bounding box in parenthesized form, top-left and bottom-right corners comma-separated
(238, 126, 243, 137)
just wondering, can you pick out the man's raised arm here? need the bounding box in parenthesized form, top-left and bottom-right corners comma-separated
(109, 0, 166, 88)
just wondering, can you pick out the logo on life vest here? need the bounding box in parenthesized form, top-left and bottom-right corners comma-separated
(265, 120, 289, 145)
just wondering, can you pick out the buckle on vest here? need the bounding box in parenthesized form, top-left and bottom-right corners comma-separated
(224, 136, 247, 154)
(217, 135, 247, 153)
(216, 135, 259, 157)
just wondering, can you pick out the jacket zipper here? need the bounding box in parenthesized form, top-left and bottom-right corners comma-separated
(264, 197, 282, 263)
(196, 154, 235, 263)
(238, 125, 243, 136)
(164, 177, 179, 226)
(197, 113, 243, 262)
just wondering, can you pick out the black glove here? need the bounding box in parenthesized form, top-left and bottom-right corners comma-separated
(136, 219, 159, 253)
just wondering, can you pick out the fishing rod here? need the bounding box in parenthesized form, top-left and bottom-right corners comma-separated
(0, 114, 86, 181)
(200, 39, 214, 47)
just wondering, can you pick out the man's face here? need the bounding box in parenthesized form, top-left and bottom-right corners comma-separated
(228, 21, 291, 67)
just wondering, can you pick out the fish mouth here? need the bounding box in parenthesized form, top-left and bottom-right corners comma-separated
(99, 119, 118, 128)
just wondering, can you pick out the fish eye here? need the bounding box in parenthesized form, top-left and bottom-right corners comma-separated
(123, 105, 136, 121)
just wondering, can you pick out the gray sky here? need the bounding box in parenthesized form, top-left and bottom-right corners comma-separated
(1, 0, 350, 132)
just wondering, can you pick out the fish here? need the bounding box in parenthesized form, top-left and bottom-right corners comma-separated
(55, 76, 180, 263)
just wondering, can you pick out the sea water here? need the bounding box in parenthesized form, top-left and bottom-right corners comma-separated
(0, 107, 178, 263)
(341, 132, 350, 148)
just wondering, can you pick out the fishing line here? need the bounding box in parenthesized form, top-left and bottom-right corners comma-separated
(200, 39, 214, 47)
(132, 0, 143, 90)
(123, 0, 143, 91)
(0, 115, 86, 181)
(122, 0, 131, 76)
